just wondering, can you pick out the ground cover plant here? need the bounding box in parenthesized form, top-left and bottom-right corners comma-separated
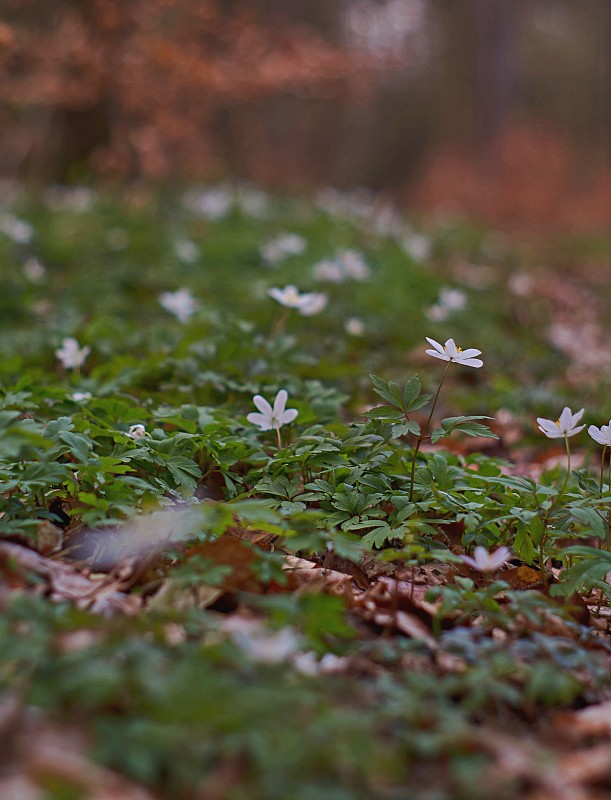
(0, 183, 610, 799)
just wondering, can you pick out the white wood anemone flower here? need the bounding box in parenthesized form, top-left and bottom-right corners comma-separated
(126, 424, 147, 440)
(55, 337, 91, 370)
(425, 337, 483, 368)
(588, 422, 611, 447)
(268, 285, 327, 316)
(158, 288, 198, 322)
(460, 546, 512, 573)
(537, 407, 585, 439)
(247, 390, 298, 432)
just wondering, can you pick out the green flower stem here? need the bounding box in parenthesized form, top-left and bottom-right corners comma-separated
(607, 455, 611, 550)
(558, 434, 571, 497)
(275, 426, 283, 450)
(409, 360, 451, 501)
(270, 308, 290, 338)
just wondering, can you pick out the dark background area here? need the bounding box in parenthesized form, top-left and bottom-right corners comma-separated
(1, 0, 611, 229)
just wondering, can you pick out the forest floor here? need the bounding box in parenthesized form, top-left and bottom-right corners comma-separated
(0, 184, 609, 800)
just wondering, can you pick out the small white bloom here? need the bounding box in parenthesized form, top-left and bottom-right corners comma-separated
(425, 304, 449, 322)
(234, 626, 300, 665)
(22, 258, 46, 284)
(0, 213, 33, 244)
(425, 337, 483, 368)
(403, 233, 431, 262)
(460, 546, 512, 573)
(56, 337, 90, 370)
(184, 186, 233, 221)
(537, 407, 585, 439)
(159, 288, 198, 322)
(70, 392, 92, 402)
(345, 317, 365, 336)
(298, 292, 327, 316)
(268, 285, 327, 316)
(508, 272, 534, 297)
(247, 389, 298, 432)
(589, 422, 611, 447)
(337, 249, 370, 281)
(312, 260, 345, 283)
(260, 233, 307, 266)
(293, 651, 348, 676)
(438, 288, 467, 311)
(174, 238, 199, 264)
(127, 424, 147, 440)
(235, 186, 269, 218)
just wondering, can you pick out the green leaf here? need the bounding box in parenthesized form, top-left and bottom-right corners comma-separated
(369, 375, 402, 409)
(431, 416, 498, 443)
(402, 376, 421, 409)
(165, 456, 202, 493)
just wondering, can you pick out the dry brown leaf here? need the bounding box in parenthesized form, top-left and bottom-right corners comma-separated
(556, 701, 611, 738)
(0, 541, 140, 615)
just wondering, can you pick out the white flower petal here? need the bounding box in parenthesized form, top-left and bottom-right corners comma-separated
(458, 357, 483, 368)
(425, 349, 450, 361)
(253, 395, 272, 415)
(280, 408, 298, 425)
(247, 412, 273, 431)
(425, 337, 445, 354)
(273, 390, 288, 419)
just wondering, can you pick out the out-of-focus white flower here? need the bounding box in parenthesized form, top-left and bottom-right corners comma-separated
(184, 186, 233, 221)
(337, 249, 370, 281)
(174, 238, 199, 264)
(345, 317, 365, 336)
(223, 617, 301, 664)
(247, 389, 298, 432)
(537, 407, 585, 439)
(508, 272, 535, 297)
(425, 337, 483, 368)
(126, 424, 147, 440)
(460, 546, 512, 572)
(22, 258, 46, 284)
(159, 288, 198, 322)
(70, 392, 92, 402)
(312, 250, 370, 283)
(425, 287, 467, 322)
(268, 285, 327, 316)
(298, 292, 328, 316)
(589, 422, 611, 447)
(402, 232, 431, 262)
(312, 259, 345, 283)
(235, 186, 269, 218)
(425, 304, 449, 322)
(44, 186, 96, 213)
(56, 337, 90, 370)
(260, 233, 307, 266)
(0, 213, 33, 244)
(293, 651, 348, 676)
(438, 288, 467, 311)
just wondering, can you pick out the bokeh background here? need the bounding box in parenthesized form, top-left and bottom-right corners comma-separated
(2, 0, 611, 230)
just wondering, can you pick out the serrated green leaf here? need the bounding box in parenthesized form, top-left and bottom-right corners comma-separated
(402, 375, 421, 409)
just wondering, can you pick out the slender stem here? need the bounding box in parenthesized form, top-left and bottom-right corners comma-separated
(558, 434, 571, 496)
(607, 456, 611, 550)
(409, 360, 451, 501)
(600, 445, 607, 497)
(270, 308, 290, 338)
(275, 426, 282, 450)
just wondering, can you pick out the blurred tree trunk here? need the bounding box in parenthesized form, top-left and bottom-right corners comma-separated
(472, 0, 516, 161)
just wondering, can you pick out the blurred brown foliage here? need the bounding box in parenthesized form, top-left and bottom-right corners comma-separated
(1, 0, 611, 230)
(0, 0, 389, 184)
